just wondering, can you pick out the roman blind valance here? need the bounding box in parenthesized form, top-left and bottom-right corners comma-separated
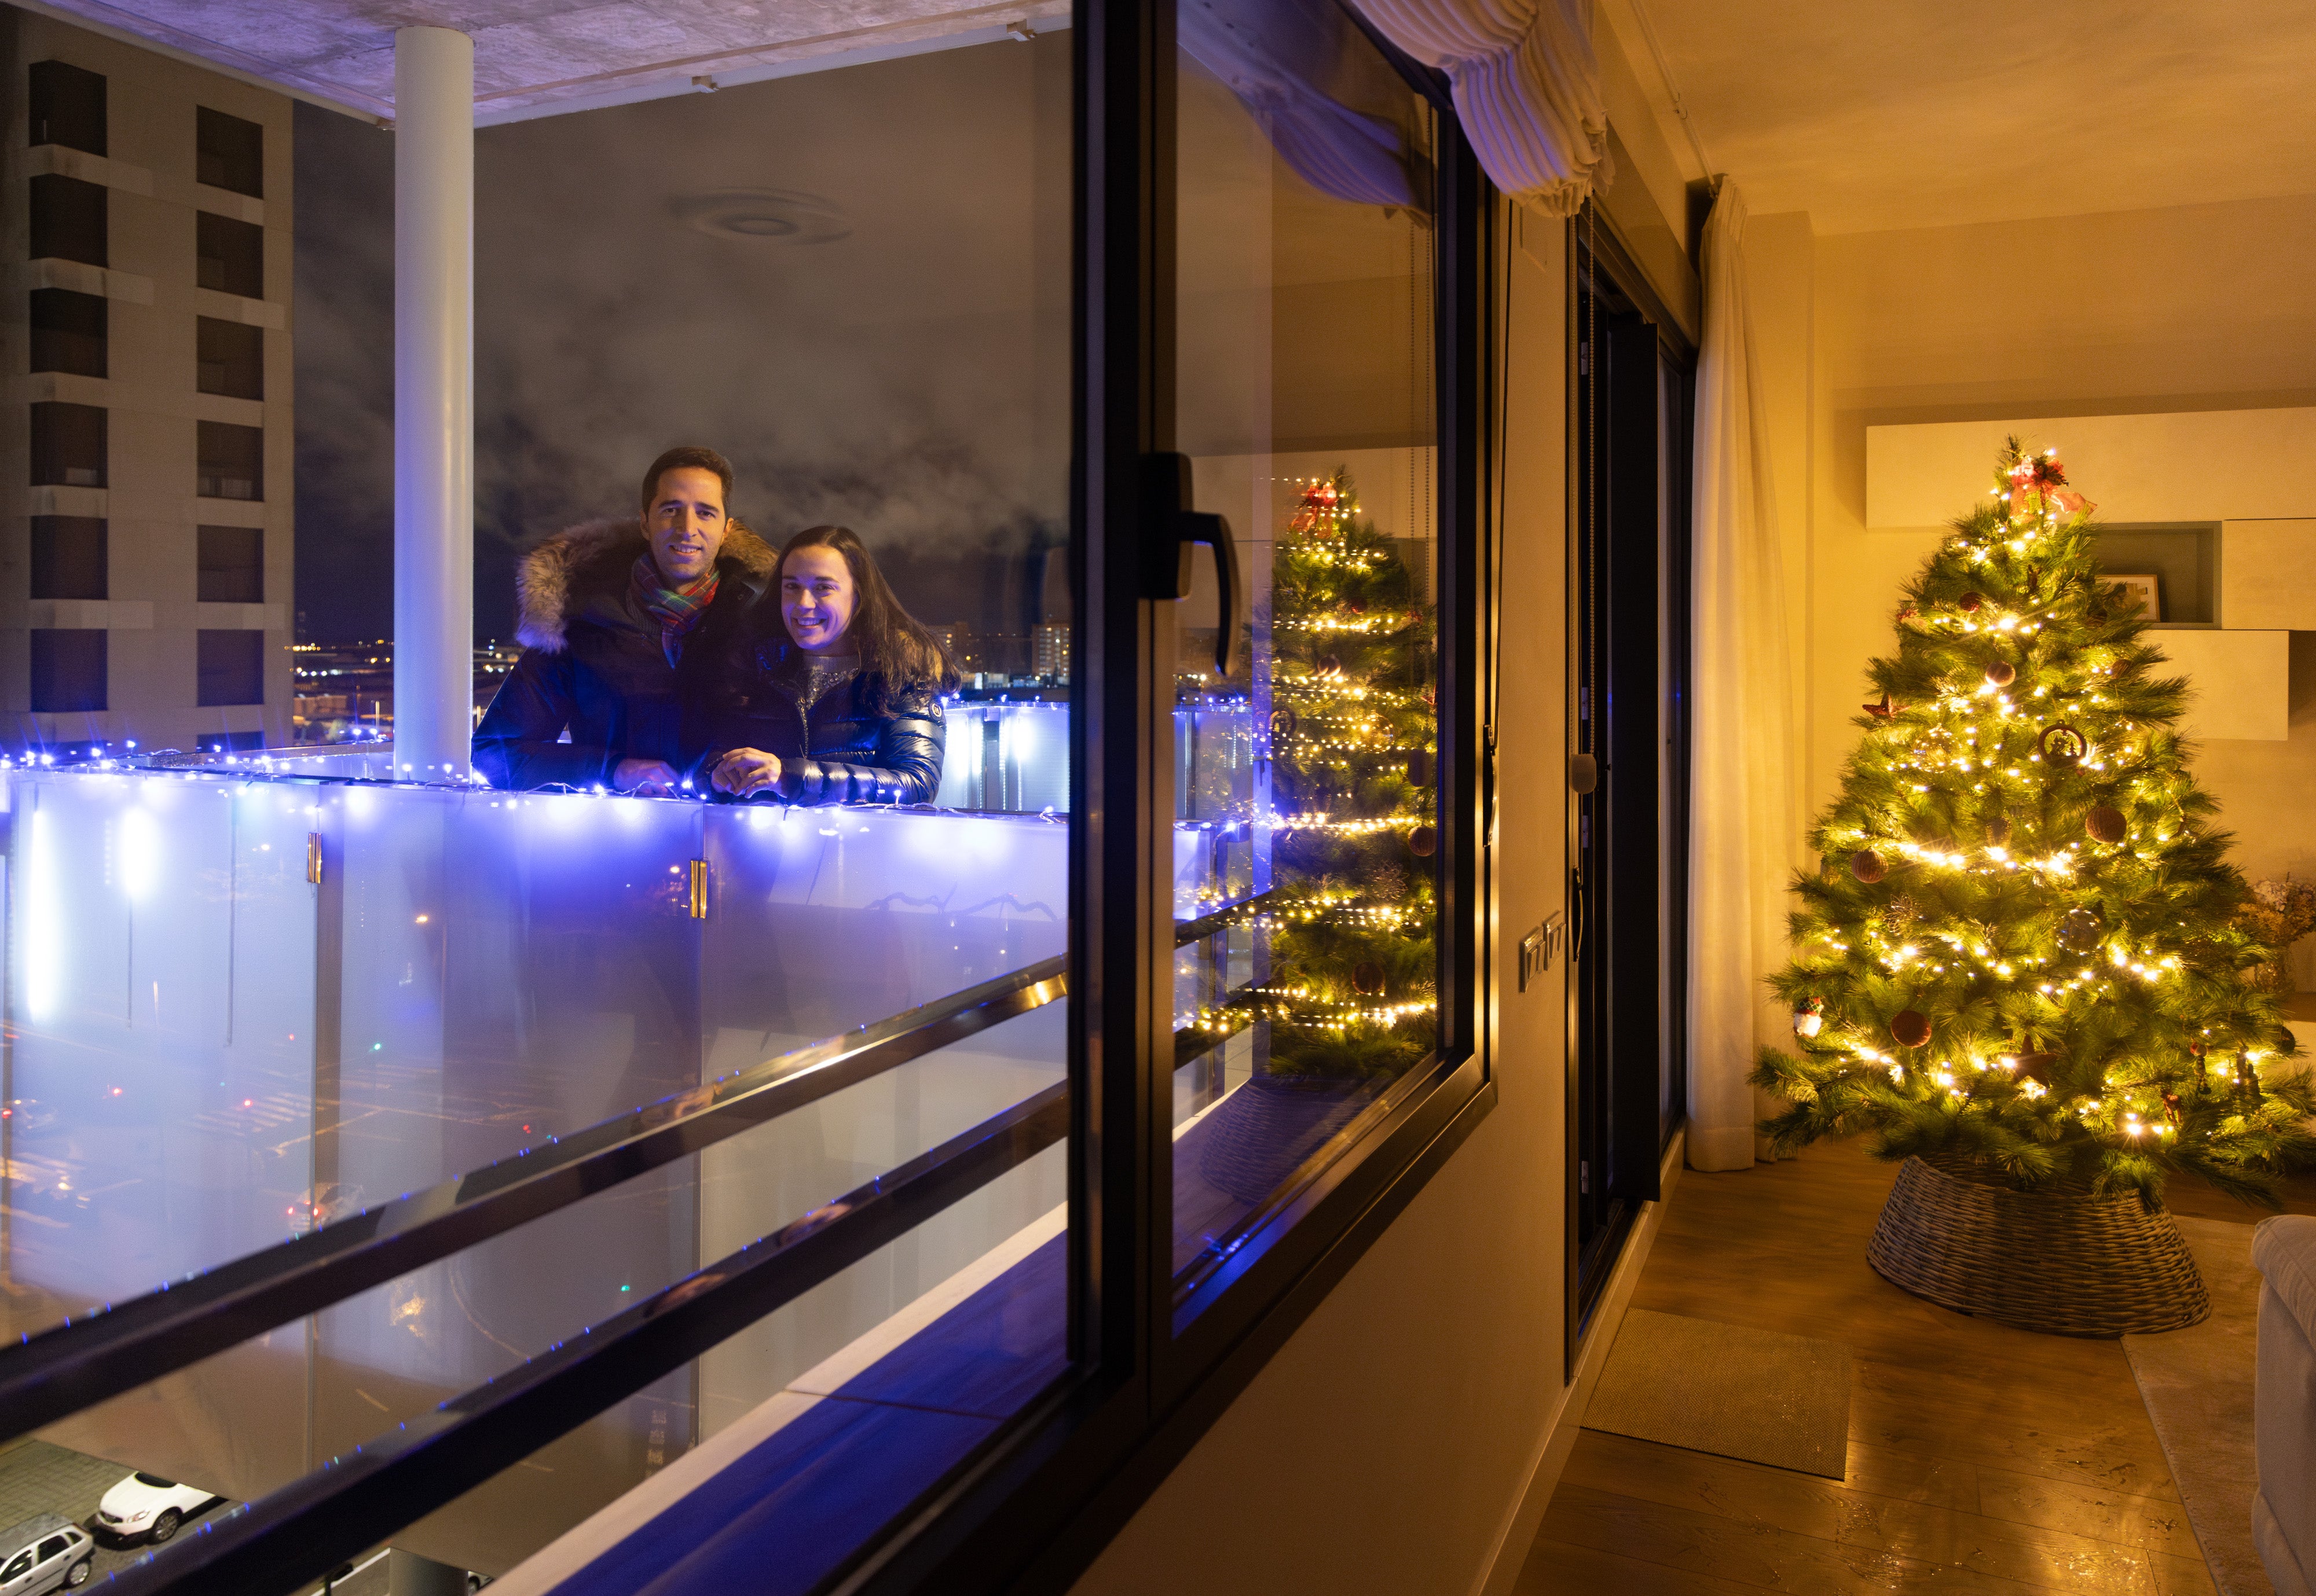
(1351, 0, 1612, 214)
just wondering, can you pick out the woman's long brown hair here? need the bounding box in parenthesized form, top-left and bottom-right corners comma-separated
(772, 525, 960, 713)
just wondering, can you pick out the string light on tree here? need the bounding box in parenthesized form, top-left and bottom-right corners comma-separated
(1752, 439, 2314, 1209)
(1256, 471, 1439, 1073)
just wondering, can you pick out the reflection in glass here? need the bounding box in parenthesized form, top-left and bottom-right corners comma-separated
(0, 24, 1074, 1586)
(4, 772, 1072, 1571)
(1170, 0, 1441, 1321)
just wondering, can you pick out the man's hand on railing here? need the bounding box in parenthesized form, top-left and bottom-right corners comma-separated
(613, 757, 681, 795)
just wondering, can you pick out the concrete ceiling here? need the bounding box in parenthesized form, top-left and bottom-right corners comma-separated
(24, 0, 1065, 121)
(35, 0, 2310, 226)
(1632, 0, 2316, 233)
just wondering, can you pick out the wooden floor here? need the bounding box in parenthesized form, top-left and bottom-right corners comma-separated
(1514, 1140, 2316, 1596)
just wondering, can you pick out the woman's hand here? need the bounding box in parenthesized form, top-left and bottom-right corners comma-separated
(712, 748, 789, 798)
(613, 758, 680, 795)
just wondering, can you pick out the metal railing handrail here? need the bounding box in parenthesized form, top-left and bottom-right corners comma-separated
(102, 1081, 1071, 1596)
(0, 954, 1067, 1444)
(1171, 887, 1278, 946)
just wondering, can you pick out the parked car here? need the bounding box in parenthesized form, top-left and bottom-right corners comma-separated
(0, 1513, 92, 1592)
(94, 1473, 222, 1544)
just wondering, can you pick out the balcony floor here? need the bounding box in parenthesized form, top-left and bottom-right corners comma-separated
(1516, 1138, 2316, 1596)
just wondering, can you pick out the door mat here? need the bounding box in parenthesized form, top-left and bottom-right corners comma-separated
(2124, 1216, 2272, 1596)
(1581, 1308, 1852, 1479)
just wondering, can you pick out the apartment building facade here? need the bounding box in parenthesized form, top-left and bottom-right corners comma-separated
(1, 9, 292, 755)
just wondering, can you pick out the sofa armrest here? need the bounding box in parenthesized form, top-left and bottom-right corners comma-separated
(2255, 1215, 2316, 1338)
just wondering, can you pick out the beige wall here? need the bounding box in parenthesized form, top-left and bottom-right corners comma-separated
(1064, 13, 1749, 1579)
(1062, 82, 2316, 1596)
(1758, 193, 2316, 968)
(1069, 200, 1575, 1596)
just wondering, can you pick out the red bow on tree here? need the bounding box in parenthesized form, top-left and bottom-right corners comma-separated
(2006, 453, 2091, 515)
(1289, 480, 1343, 535)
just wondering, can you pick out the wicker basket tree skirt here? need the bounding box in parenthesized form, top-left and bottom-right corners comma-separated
(1867, 1156, 2211, 1337)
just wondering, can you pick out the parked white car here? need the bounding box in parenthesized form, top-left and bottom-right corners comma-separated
(94, 1473, 222, 1544)
(0, 1514, 91, 1592)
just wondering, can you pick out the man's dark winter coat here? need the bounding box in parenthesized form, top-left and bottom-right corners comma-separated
(472, 517, 775, 791)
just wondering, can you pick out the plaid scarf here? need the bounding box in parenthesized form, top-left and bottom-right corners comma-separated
(630, 553, 721, 666)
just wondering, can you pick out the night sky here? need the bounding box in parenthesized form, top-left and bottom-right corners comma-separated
(292, 34, 1071, 646)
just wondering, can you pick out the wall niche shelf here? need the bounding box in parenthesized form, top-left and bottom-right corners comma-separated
(2098, 523, 2219, 628)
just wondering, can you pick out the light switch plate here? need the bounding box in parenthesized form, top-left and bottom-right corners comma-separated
(1519, 912, 1567, 992)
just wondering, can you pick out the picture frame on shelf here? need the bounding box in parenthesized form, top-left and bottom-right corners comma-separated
(2108, 573, 2161, 621)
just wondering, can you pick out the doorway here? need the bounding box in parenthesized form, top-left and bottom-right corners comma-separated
(1569, 214, 1693, 1336)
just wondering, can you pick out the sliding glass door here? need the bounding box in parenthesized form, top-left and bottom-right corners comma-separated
(1164, 0, 1450, 1335)
(0, 5, 1487, 1591)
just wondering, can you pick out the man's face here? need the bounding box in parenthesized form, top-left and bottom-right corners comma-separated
(644, 467, 728, 585)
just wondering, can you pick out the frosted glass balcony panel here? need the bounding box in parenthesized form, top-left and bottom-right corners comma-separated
(1, 767, 1075, 1575)
(0, 775, 1073, 1351)
(702, 805, 1065, 1074)
(2, 772, 320, 1327)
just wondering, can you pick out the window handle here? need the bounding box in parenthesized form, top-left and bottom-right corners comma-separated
(1142, 452, 1241, 677)
(1182, 510, 1238, 677)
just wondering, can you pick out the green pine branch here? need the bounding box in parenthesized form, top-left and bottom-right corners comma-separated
(1755, 442, 2314, 1206)
(1259, 471, 1442, 1078)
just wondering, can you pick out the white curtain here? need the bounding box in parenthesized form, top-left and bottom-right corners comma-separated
(1348, 0, 1612, 215)
(1687, 179, 1798, 1172)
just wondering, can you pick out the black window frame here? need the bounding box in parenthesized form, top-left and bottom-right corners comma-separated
(196, 315, 264, 399)
(29, 173, 106, 267)
(28, 60, 105, 156)
(0, 8, 1493, 1593)
(195, 628, 266, 706)
(196, 211, 263, 298)
(29, 628, 105, 713)
(30, 401, 106, 489)
(840, 7, 1492, 1588)
(196, 419, 263, 501)
(30, 287, 107, 378)
(197, 524, 263, 603)
(30, 515, 107, 600)
(196, 105, 263, 197)
(1564, 206, 1695, 1356)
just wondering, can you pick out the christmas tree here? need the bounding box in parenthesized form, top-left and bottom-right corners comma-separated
(1220, 471, 1438, 1077)
(1753, 441, 2315, 1208)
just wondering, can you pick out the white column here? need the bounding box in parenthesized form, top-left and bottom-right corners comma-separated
(392, 27, 474, 779)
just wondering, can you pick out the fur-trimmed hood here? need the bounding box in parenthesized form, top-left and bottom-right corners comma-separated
(514, 516, 777, 653)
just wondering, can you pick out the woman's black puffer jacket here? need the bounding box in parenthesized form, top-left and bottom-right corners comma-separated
(686, 633, 946, 805)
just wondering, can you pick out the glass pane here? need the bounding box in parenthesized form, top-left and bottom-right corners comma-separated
(5, 791, 1071, 1573)
(0, 16, 1072, 1588)
(1168, 0, 1441, 1323)
(3, 772, 320, 1326)
(46, 1008, 1064, 1578)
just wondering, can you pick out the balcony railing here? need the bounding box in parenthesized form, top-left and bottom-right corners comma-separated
(0, 711, 1267, 1591)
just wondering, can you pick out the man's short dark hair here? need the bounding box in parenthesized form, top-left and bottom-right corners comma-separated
(640, 446, 734, 516)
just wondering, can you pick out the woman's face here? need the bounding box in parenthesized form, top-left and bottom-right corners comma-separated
(781, 545, 857, 654)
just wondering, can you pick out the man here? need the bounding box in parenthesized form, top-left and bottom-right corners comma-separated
(472, 445, 773, 791)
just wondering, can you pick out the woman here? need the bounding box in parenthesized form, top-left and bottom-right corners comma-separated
(690, 525, 955, 804)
